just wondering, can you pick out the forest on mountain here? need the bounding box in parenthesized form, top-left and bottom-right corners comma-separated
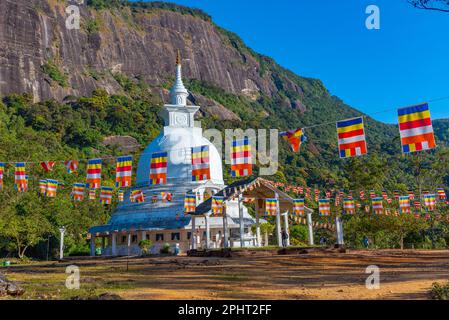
(0, 0, 449, 259)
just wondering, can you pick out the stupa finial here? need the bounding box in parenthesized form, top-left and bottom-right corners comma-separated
(176, 49, 181, 65)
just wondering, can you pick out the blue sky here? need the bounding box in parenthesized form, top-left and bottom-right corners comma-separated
(145, 0, 449, 123)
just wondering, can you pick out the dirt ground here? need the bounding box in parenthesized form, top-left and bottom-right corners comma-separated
(2, 249, 449, 300)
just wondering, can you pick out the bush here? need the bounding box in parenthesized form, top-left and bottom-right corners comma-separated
(431, 282, 449, 300)
(138, 239, 152, 256)
(41, 60, 68, 87)
(160, 243, 171, 254)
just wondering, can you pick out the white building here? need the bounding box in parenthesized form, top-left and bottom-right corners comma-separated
(89, 53, 258, 255)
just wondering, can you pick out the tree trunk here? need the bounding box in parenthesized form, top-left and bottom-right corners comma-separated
(400, 234, 404, 250)
(264, 231, 268, 247)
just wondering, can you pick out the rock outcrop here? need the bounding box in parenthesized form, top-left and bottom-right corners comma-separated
(0, 0, 306, 105)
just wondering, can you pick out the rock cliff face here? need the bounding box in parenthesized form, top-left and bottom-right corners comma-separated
(0, 0, 303, 103)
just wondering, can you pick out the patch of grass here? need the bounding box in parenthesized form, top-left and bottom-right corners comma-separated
(41, 59, 68, 87)
(431, 282, 449, 300)
(85, 18, 100, 35)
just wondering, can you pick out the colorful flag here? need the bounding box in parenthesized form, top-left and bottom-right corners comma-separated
(211, 196, 225, 216)
(40, 161, 56, 172)
(398, 103, 436, 153)
(89, 189, 96, 200)
(72, 183, 85, 201)
(150, 152, 168, 185)
(161, 192, 173, 202)
(0, 162, 4, 190)
(14, 163, 27, 192)
(152, 194, 158, 203)
(64, 160, 79, 174)
(115, 156, 133, 188)
(399, 196, 411, 214)
(184, 194, 196, 214)
(131, 190, 145, 203)
(46, 179, 58, 198)
(408, 191, 415, 200)
(424, 194, 436, 211)
(86, 159, 102, 189)
(372, 197, 384, 214)
(360, 190, 365, 200)
(265, 198, 278, 216)
(99, 186, 113, 205)
(369, 190, 376, 199)
(191, 146, 211, 182)
(319, 199, 331, 216)
(393, 191, 400, 200)
(231, 138, 252, 177)
(280, 128, 306, 153)
(118, 189, 124, 202)
(336, 117, 367, 158)
(39, 179, 47, 195)
(343, 198, 355, 215)
(382, 191, 388, 200)
(293, 199, 305, 217)
(437, 188, 447, 201)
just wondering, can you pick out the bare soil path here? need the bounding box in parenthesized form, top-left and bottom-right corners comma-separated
(2, 249, 449, 300)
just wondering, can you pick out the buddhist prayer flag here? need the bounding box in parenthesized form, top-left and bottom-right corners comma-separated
(99, 187, 113, 205)
(161, 192, 173, 202)
(437, 188, 446, 201)
(131, 190, 145, 203)
(231, 138, 252, 177)
(293, 199, 305, 217)
(408, 191, 415, 200)
(280, 128, 306, 153)
(86, 159, 102, 189)
(372, 197, 384, 214)
(152, 195, 158, 203)
(424, 194, 436, 211)
(64, 160, 79, 174)
(369, 190, 376, 199)
(72, 183, 85, 201)
(184, 194, 196, 214)
(40, 161, 56, 172)
(343, 198, 355, 215)
(150, 152, 168, 185)
(0, 162, 4, 190)
(89, 189, 96, 200)
(319, 199, 331, 216)
(336, 117, 367, 158)
(14, 162, 27, 192)
(211, 196, 225, 216)
(39, 179, 47, 195)
(398, 103, 436, 153)
(115, 156, 133, 188)
(45, 179, 58, 197)
(399, 196, 411, 214)
(118, 189, 124, 202)
(265, 198, 278, 216)
(360, 190, 365, 200)
(191, 146, 210, 182)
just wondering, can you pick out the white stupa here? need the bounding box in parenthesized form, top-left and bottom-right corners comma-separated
(89, 52, 257, 255)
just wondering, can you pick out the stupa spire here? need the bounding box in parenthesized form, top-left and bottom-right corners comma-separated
(170, 49, 189, 106)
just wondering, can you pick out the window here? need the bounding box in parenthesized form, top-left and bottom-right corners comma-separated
(171, 233, 180, 241)
(187, 232, 191, 240)
(146, 234, 150, 240)
(156, 233, 164, 241)
(122, 236, 126, 243)
(132, 235, 138, 243)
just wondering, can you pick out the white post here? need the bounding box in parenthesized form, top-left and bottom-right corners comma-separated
(223, 208, 229, 249)
(283, 211, 290, 247)
(127, 233, 131, 256)
(112, 233, 117, 256)
(336, 216, 344, 246)
(141, 231, 146, 241)
(255, 200, 262, 247)
(238, 194, 245, 248)
(59, 226, 66, 260)
(191, 215, 196, 250)
(307, 211, 314, 246)
(205, 215, 210, 249)
(275, 193, 282, 247)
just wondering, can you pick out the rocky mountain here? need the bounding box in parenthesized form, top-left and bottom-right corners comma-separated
(0, 0, 447, 188)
